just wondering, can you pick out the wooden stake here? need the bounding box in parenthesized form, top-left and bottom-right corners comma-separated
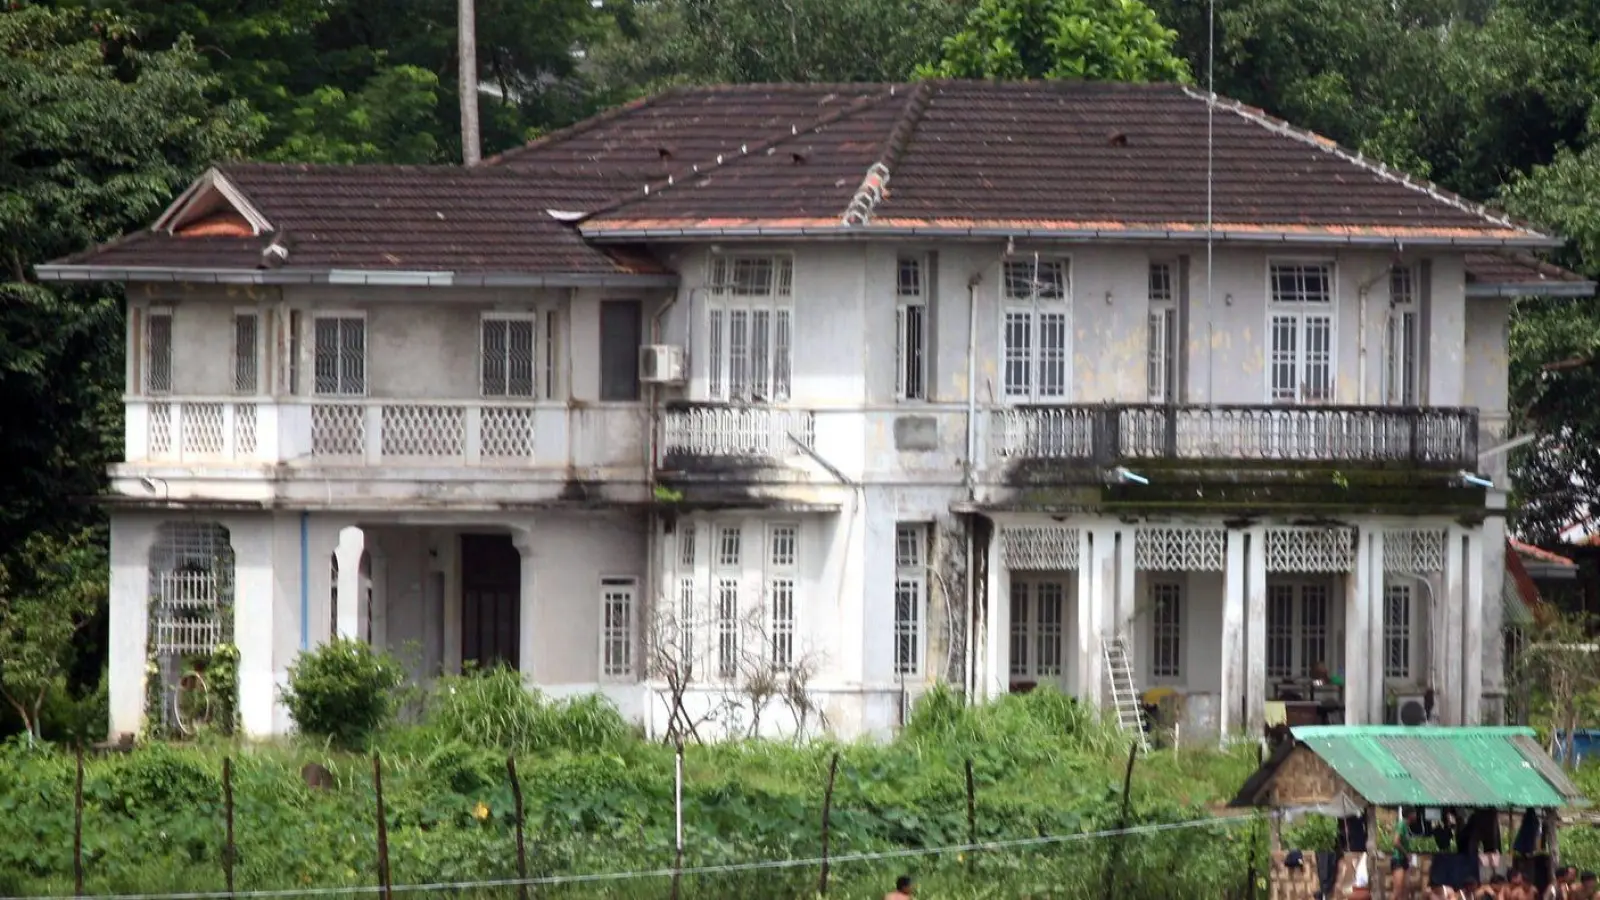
(1100, 741, 1139, 900)
(373, 755, 392, 900)
(224, 757, 236, 899)
(818, 753, 839, 896)
(964, 758, 977, 874)
(74, 744, 84, 897)
(507, 757, 529, 900)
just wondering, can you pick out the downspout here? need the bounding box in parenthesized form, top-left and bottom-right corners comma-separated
(965, 273, 982, 499)
(299, 511, 310, 650)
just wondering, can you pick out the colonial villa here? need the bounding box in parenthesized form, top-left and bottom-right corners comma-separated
(41, 81, 1594, 741)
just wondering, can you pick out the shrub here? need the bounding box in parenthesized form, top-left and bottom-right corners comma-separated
(280, 639, 403, 749)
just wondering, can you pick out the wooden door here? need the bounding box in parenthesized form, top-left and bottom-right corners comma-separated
(460, 534, 521, 671)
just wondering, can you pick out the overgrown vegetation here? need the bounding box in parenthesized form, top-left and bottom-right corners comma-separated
(280, 639, 405, 750)
(0, 686, 1271, 899)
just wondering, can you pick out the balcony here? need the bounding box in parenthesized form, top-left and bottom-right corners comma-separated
(988, 404, 1479, 469)
(657, 403, 816, 468)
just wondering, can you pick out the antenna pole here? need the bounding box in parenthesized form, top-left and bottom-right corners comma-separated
(459, 0, 481, 165)
(1205, 0, 1216, 403)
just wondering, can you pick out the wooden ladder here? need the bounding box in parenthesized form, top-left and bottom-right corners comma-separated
(1102, 635, 1149, 752)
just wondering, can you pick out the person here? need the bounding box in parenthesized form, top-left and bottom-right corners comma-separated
(1574, 872, 1597, 900)
(1490, 875, 1509, 900)
(1507, 869, 1535, 900)
(1544, 866, 1576, 900)
(886, 874, 914, 900)
(1393, 810, 1421, 900)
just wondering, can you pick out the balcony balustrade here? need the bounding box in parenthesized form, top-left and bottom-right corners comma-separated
(658, 403, 817, 462)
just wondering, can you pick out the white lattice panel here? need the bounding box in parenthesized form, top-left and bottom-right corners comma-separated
(1265, 526, 1356, 572)
(1135, 527, 1225, 571)
(153, 619, 224, 655)
(234, 403, 257, 456)
(182, 402, 225, 455)
(312, 404, 366, 457)
(1002, 526, 1080, 570)
(480, 406, 536, 460)
(383, 405, 465, 458)
(149, 403, 173, 456)
(1384, 529, 1446, 573)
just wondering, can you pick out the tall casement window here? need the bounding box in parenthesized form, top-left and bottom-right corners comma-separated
(1383, 581, 1413, 679)
(1009, 578, 1065, 681)
(896, 255, 928, 401)
(600, 576, 638, 679)
(1149, 581, 1182, 679)
(1385, 265, 1421, 405)
(233, 311, 260, 394)
(707, 255, 793, 402)
(675, 517, 804, 682)
(1001, 258, 1070, 402)
(481, 314, 537, 397)
(1265, 581, 1334, 679)
(145, 308, 173, 394)
(313, 315, 367, 395)
(894, 524, 928, 677)
(1147, 262, 1177, 402)
(1267, 262, 1334, 403)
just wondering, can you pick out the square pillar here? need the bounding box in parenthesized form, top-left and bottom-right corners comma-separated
(983, 527, 1010, 700)
(1366, 530, 1387, 724)
(1463, 527, 1485, 724)
(226, 514, 287, 738)
(1443, 526, 1468, 724)
(1079, 527, 1115, 707)
(333, 527, 365, 641)
(1245, 526, 1268, 737)
(108, 514, 157, 740)
(1115, 528, 1137, 636)
(1343, 530, 1374, 725)
(512, 527, 538, 684)
(1220, 527, 1247, 737)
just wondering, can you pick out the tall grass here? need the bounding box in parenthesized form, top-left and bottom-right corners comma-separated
(414, 666, 632, 754)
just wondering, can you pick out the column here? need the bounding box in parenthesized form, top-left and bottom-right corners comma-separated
(1245, 526, 1268, 736)
(108, 514, 157, 739)
(1079, 526, 1115, 707)
(1115, 528, 1137, 637)
(1343, 530, 1373, 725)
(333, 527, 365, 640)
(512, 526, 538, 685)
(1366, 531, 1387, 724)
(1463, 526, 1485, 724)
(369, 546, 388, 651)
(983, 526, 1010, 700)
(1220, 527, 1246, 737)
(1442, 525, 1467, 724)
(228, 514, 282, 738)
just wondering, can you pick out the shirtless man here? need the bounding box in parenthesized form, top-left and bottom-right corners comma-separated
(1507, 869, 1536, 900)
(885, 875, 915, 900)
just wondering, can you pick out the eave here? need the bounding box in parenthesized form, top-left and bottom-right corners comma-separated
(32, 265, 680, 289)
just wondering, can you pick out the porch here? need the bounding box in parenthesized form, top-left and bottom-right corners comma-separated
(978, 516, 1489, 739)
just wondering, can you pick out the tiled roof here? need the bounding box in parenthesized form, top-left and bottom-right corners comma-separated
(1466, 252, 1590, 287)
(1511, 538, 1576, 568)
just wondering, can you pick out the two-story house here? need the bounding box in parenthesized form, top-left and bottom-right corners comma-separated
(43, 81, 1593, 741)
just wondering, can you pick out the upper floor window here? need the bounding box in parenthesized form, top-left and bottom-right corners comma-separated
(1268, 262, 1333, 403)
(145, 308, 173, 395)
(481, 314, 536, 397)
(233, 311, 259, 395)
(707, 255, 792, 403)
(1147, 263, 1176, 403)
(1385, 265, 1421, 406)
(1001, 257, 1070, 403)
(314, 315, 366, 396)
(896, 255, 928, 401)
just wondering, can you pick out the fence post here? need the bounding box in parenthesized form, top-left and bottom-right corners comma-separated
(817, 752, 839, 897)
(1100, 741, 1139, 900)
(670, 741, 685, 900)
(74, 744, 85, 898)
(507, 757, 529, 900)
(224, 757, 236, 900)
(964, 758, 976, 875)
(373, 754, 392, 900)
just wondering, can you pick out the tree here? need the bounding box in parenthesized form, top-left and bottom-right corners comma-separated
(0, 531, 107, 742)
(921, 0, 1189, 82)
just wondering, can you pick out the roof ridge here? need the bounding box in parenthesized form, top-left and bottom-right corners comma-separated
(576, 86, 904, 224)
(481, 88, 680, 168)
(1180, 87, 1547, 239)
(841, 81, 934, 225)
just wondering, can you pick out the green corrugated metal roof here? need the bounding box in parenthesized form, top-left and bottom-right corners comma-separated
(1289, 726, 1587, 809)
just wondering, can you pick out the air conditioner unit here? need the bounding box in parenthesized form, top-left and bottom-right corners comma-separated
(639, 345, 686, 384)
(1388, 693, 1431, 726)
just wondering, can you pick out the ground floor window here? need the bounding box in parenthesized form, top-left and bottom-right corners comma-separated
(1383, 580, 1414, 680)
(1148, 581, 1182, 680)
(671, 517, 805, 682)
(1010, 577, 1067, 681)
(1266, 579, 1334, 680)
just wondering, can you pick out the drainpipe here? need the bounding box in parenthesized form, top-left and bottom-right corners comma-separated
(299, 511, 310, 650)
(965, 272, 982, 498)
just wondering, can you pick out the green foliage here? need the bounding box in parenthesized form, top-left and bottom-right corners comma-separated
(0, 529, 108, 741)
(417, 666, 632, 754)
(280, 639, 404, 750)
(922, 0, 1190, 82)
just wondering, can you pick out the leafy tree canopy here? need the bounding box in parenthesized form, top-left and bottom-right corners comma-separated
(921, 0, 1189, 82)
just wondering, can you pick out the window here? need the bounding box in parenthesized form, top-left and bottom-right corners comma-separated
(145, 309, 173, 394)
(313, 316, 366, 396)
(707, 255, 793, 402)
(1150, 581, 1182, 679)
(896, 256, 928, 401)
(233, 312, 259, 394)
(1010, 579, 1065, 680)
(714, 524, 742, 679)
(288, 310, 302, 395)
(601, 577, 637, 678)
(1147, 263, 1177, 402)
(1384, 581, 1413, 679)
(481, 315, 535, 398)
(1001, 258, 1070, 402)
(600, 300, 642, 401)
(767, 524, 798, 670)
(677, 524, 697, 666)
(1266, 581, 1334, 679)
(1268, 263, 1334, 403)
(1385, 266, 1420, 405)
(894, 525, 928, 677)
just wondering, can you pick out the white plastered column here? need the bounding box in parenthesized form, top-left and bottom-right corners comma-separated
(1342, 529, 1374, 725)
(1078, 526, 1116, 707)
(226, 514, 283, 738)
(512, 526, 538, 685)
(1441, 525, 1468, 724)
(1220, 527, 1246, 738)
(983, 525, 1011, 700)
(1365, 530, 1387, 725)
(108, 514, 157, 739)
(1244, 526, 1269, 737)
(1462, 526, 1485, 724)
(333, 527, 365, 640)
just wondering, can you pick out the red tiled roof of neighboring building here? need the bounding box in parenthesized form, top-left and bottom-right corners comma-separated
(1511, 538, 1577, 568)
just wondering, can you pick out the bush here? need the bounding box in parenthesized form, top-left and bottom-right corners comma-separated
(280, 639, 403, 749)
(422, 666, 631, 753)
